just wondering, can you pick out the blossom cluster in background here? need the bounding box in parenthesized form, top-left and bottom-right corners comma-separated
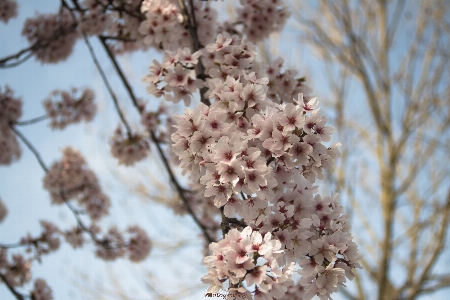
(0, 85, 22, 165)
(0, 0, 17, 23)
(0, 0, 362, 299)
(21, 7, 78, 63)
(110, 125, 150, 166)
(43, 88, 96, 129)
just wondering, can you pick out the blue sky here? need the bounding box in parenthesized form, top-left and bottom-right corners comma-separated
(1, 1, 449, 300)
(0, 1, 209, 299)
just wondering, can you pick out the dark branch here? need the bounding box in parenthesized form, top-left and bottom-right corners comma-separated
(98, 34, 215, 244)
(0, 273, 27, 300)
(10, 125, 49, 173)
(14, 115, 47, 126)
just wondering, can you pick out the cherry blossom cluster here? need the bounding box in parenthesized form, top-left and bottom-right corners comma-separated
(0, 198, 7, 223)
(190, 1, 218, 47)
(202, 226, 296, 297)
(139, 0, 189, 50)
(63, 226, 85, 249)
(143, 47, 203, 106)
(20, 221, 61, 258)
(266, 57, 313, 105)
(22, 7, 78, 63)
(88, 0, 147, 54)
(19, 0, 292, 64)
(0, 219, 60, 298)
(141, 102, 176, 144)
(41, 147, 152, 261)
(236, 0, 290, 43)
(110, 126, 150, 166)
(90, 224, 152, 262)
(0, 85, 22, 165)
(0, 218, 150, 299)
(0, 0, 17, 23)
(78, 0, 115, 36)
(166, 33, 361, 298)
(43, 87, 96, 129)
(43, 147, 111, 221)
(126, 225, 153, 262)
(30, 278, 53, 300)
(0, 250, 31, 287)
(200, 33, 263, 82)
(139, 0, 217, 52)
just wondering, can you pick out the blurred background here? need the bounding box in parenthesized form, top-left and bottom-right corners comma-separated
(0, 0, 449, 299)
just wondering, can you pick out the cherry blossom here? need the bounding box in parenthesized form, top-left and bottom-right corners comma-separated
(143, 47, 203, 106)
(0, 252, 31, 287)
(0, 0, 17, 24)
(20, 221, 61, 257)
(43, 147, 110, 221)
(0, 85, 22, 165)
(0, 198, 7, 223)
(167, 33, 361, 299)
(127, 225, 152, 262)
(30, 278, 53, 300)
(78, 0, 114, 36)
(43, 88, 96, 129)
(110, 126, 150, 166)
(0, 0, 363, 298)
(22, 8, 78, 63)
(236, 0, 290, 43)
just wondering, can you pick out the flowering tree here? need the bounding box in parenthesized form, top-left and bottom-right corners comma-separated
(289, 0, 450, 299)
(0, 0, 362, 299)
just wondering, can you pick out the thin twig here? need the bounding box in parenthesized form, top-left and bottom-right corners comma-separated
(98, 37, 142, 112)
(64, 0, 133, 137)
(98, 37, 214, 244)
(150, 130, 214, 244)
(10, 121, 117, 249)
(0, 22, 77, 68)
(0, 243, 26, 248)
(10, 125, 49, 173)
(14, 115, 47, 126)
(80, 33, 133, 136)
(0, 273, 27, 300)
(177, 0, 210, 105)
(100, 35, 136, 42)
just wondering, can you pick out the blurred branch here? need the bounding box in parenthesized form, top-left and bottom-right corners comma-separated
(13, 115, 48, 126)
(0, 273, 26, 300)
(96, 28, 215, 244)
(10, 125, 49, 173)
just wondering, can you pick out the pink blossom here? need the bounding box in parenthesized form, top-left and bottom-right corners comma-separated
(31, 278, 53, 300)
(110, 126, 150, 166)
(127, 226, 152, 262)
(0, 198, 7, 223)
(43, 88, 96, 129)
(0, 0, 17, 24)
(22, 8, 78, 63)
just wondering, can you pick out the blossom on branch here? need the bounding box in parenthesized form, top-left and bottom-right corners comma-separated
(167, 32, 361, 299)
(143, 47, 203, 106)
(43, 147, 110, 221)
(0, 252, 31, 287)
(21, 8, 78, 63)
(30, 278, 53, 300)
(0, 85, 22, 165)
(127, 225, 152, 262)
(0, 198, 7, 223)
(237, 0, 290, 43)
(110, 126, 150, 166)
(0, 0, 17, 24)
(43, 88, 96, 130)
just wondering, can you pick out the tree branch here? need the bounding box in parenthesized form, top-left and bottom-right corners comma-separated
(0, 273, 26, 300)
(97, 32, 215, 244)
